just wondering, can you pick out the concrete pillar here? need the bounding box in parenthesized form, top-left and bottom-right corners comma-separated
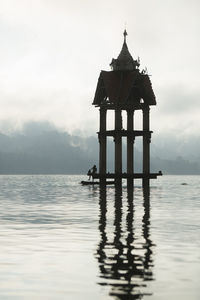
(127, 110, 134, 187)
(143, 106, 150, 187)
(99, 108, 107, 184)
(115, 109, 122, 185)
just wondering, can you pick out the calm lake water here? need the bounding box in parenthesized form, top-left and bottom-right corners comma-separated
(0, 175, 199, 300)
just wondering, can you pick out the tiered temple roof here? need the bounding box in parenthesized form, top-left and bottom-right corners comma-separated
(93, 31, 156, 108)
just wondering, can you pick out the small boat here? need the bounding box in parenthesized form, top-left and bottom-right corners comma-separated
(81, 181, 100, 185)
(81, 181, 115, 185)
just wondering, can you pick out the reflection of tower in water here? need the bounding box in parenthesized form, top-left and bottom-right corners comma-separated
(96, 186, 154, 299)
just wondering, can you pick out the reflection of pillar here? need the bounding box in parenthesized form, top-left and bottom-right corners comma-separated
(142, 186, 154, 277)
(143, 106, 150, 187)
(127, 110, 134, 186)
(96, 187, 107, 273)
(115, 109, 122, 185)
(99, 108, 107, 184)
(114, 186, 123, 244)
(127, 186, 134, 255)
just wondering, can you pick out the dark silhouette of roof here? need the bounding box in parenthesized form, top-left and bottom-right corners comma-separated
(93, 70, 156, 106)
(93, 31, 156, 108)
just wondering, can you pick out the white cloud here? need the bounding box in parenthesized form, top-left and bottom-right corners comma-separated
(0, 0, 199, 136)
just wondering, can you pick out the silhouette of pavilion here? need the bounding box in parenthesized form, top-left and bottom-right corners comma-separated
(92, 31, 162, 186)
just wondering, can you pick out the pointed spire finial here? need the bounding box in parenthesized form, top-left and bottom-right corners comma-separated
(123, 29, 128, 43)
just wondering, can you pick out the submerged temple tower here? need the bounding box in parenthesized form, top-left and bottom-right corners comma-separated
(92, 31, 162, 186)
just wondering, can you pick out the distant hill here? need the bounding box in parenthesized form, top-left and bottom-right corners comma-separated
(0, 122, 199, 174)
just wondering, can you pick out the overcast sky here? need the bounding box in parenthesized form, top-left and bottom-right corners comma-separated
(0, 0, 199, 136)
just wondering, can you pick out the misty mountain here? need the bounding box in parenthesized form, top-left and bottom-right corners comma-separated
(0, 122, 199, 174)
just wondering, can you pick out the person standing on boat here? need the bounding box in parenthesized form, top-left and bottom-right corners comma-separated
(87, 165, 97, 181)
(91, 165, 97, 180)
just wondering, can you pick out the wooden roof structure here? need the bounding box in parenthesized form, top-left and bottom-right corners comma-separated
(93, 30, 156, 108)
(93, 70, 156, 107)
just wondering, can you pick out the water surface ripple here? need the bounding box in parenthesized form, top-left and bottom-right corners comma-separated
(0, 175, 199, 300)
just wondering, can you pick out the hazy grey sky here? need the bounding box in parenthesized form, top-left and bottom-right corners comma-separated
(0, 0, 199, 136)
